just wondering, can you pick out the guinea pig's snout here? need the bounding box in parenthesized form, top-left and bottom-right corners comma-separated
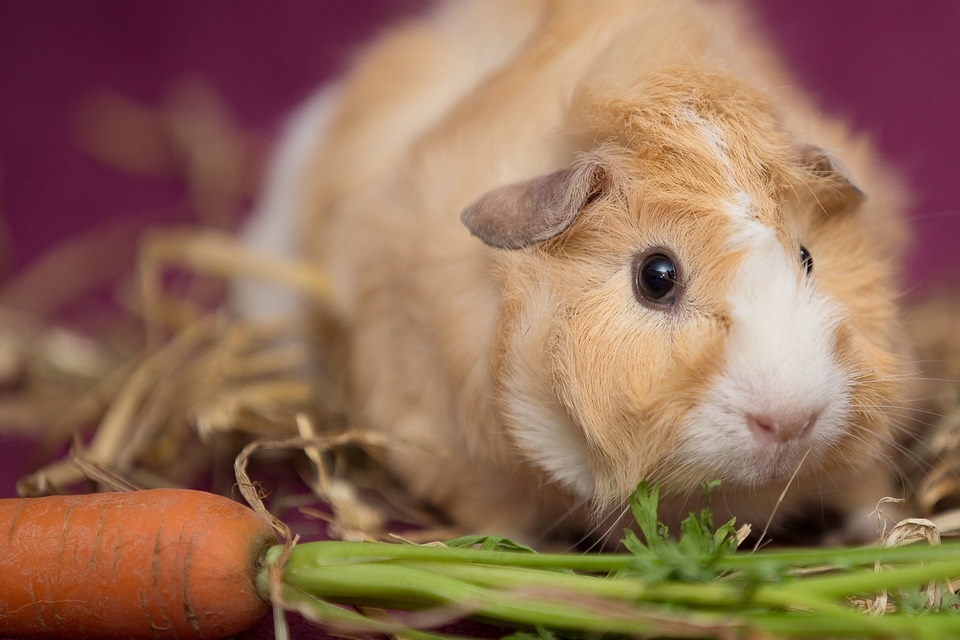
(746, 411, 818, 445)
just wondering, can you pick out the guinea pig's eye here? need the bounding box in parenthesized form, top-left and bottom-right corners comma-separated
(633, 252, 678, 306)
(799, 245, 813, 275)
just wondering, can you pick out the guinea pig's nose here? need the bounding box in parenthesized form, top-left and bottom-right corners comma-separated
(747, 412, 818, 445)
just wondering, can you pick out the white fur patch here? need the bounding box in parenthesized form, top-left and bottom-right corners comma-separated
(501, 286, 596, 498)
(232, 86, 340, 320)
(679, 105, 740, 192)
(726, 191, 756, 220)
(680, 219, 849, 485)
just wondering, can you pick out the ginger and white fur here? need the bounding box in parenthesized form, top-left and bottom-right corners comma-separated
(244, 0, 911, 545)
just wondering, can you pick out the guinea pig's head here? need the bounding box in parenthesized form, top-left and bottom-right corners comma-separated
(460, 74, 908, 516)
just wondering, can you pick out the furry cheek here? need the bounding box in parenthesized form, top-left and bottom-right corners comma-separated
(494, 270, 597, 500)
(544, 267, 727, 507)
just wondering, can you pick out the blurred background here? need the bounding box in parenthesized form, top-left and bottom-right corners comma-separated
(1, 1, 958, 284)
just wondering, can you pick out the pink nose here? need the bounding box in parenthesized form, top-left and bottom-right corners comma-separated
(747, 412, 818, 445)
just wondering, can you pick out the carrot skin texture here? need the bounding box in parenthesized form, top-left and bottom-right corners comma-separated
(0, 489, 276, 639)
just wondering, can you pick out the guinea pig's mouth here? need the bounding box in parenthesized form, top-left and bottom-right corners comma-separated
(654, 437, 818, 494)
(736, 443, 816, 485)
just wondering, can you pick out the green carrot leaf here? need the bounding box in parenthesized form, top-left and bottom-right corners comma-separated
(620, 528, 648, 557)
(621, 480, 741, 584)
(626, 480, 669, 552)
(443, 535, 537, 553)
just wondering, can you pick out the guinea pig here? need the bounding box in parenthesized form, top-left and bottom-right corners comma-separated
(240, 0, 913, 546)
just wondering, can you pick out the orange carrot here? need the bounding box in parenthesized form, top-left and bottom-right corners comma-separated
(0, 488, 276, 639)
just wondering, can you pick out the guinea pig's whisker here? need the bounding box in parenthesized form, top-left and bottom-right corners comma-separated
(852, 399, 947, 426)
(880, 372, 960, 385)
(604, 505, 635, 550)
(541, 496, 592, 551)
(856, 406, 942, 428)
(840, 431, 898, 466)
(579, 503, 632, 553)
(840, 437, 912, 484)
(850, 428, 917, 458)
(858, 399, 949, 414)
(850, 359, 957, 384)
(893, 353, 960, 365)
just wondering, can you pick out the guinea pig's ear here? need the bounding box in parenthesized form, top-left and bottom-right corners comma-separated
(794, 143, 866, 215)
(460, 156, 607, 249)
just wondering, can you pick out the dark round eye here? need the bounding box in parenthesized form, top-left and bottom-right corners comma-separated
(634, 253, 678, 306)
(799, 245, 813, 275)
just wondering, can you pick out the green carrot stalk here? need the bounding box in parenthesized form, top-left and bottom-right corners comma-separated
(3, 484, 960, 640)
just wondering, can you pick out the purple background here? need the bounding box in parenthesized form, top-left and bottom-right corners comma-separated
(0, 2, 958, 635)
(1, 2, 959, 284)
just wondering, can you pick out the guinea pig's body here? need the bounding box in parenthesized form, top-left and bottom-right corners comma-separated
(246, 0, 911, 544)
